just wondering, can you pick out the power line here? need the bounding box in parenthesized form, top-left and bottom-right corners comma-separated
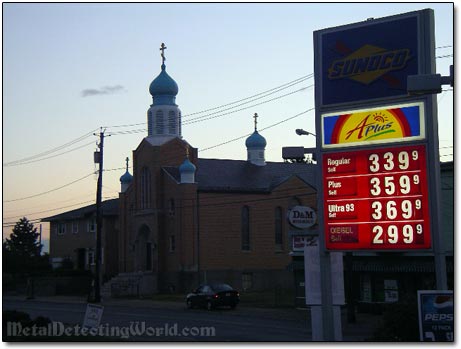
(107, 85, 313, 136)
(3, 172, 96, 203)
(4, 141, 95, 167)
(200, 108, 314, 152)
(2, 200, 96, 222)
(3, 129, 98, 167)
(182, 74, 313, 118)
(435, 54, 453, 59)
(183, 85, 312, 125)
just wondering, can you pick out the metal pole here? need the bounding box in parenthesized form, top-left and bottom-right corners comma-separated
(94, 130, 104, 303)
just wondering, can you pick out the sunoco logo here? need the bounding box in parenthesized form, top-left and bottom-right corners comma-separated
(328, 44, 411, 85)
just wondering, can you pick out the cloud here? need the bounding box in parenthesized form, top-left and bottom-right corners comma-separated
(81, 85, 126, 97)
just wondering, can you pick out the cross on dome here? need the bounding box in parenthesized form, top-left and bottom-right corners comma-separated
(160, 43, 167, 66)
(253, 113, 259, 131)
(125, 157, 130, 171)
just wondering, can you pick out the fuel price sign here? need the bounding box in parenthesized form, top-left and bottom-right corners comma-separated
(323, 144, 431, 250)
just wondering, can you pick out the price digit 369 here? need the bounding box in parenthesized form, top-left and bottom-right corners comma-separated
(371, 199, 422, 220)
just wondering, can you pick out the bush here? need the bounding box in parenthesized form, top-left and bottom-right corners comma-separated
(370, 296, 419, 341)
(3, 310, 52, 341)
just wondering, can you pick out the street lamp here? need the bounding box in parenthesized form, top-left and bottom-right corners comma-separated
(296, 129, 316, 137)
(407, 65, 453, 95)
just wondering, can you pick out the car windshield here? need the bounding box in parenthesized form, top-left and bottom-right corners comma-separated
(211, 283, 233, 292)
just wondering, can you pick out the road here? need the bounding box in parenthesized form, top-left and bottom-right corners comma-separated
(3, 296, 311, 341)
(3, 296, 381, 341)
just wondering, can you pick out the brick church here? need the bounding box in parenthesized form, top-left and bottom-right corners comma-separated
(113, 45, 318, 296)
(45, 44, 453, 307)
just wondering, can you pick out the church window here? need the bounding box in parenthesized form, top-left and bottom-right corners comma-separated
(147, 110, 153, 136)
(178, 111, 182, 137)
(169, 198, 175, 217)
(72, 221, 79, 234)
(168, 110, 176, 134)
(57, 222, 66, 235)
(156, 110, 164, 135)
(141, 167, 151, 209)
(241, 206, 250, 251)
(275, 207, 283, 250)
(87, 217, 96, 233)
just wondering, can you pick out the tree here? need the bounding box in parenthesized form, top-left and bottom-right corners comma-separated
(3, 217, 42, 274)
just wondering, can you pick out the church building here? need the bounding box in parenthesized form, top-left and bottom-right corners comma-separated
(113, 44, 318, 296)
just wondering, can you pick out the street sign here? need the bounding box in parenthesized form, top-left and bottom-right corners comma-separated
(83, 303, 104, 329)
(323, 144, 431, 250)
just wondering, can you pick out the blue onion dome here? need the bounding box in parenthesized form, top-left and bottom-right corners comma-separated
(245, 130, 267, 149)
(120, 157, 133, 184)
(179, 158, 196, 174)
(120, 170, 133, 184)
(149, 64, 179, 97)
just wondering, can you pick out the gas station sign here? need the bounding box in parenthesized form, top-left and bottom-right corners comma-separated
(323, 144, 431, 250)
(322, 102, 425, 148)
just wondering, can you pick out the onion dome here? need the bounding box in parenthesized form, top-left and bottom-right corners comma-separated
(179, 147, 196, 184)
(149, 64, 179, 98)
(246, 113, 266, 166)
(149, 43, 178, 106)
(245, 130, 267, 149)
(120, 157, 133, 192)
(179, 157, 196, 175)
(120, 170, 133, 184)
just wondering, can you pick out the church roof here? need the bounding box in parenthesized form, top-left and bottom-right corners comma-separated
(163, 158, 317, 193)
(41, 199, 119, 222)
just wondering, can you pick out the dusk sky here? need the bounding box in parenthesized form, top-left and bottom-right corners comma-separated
(2, 2, 454, 252)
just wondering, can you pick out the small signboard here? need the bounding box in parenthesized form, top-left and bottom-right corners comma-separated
(83, 303, 104, 329)
(417, 290, 454, 342)
(322, 102, 425, 148)
(288, 206, 317, 229)
(292, 235, 317, 252)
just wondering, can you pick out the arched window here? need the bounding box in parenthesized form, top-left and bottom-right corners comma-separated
(156, 110, 164, 135)
(168, 110, 176, 134)
(169, 198, 175, 217)
(140, 167, 151, 209)
(275, 207, 283, 250)
(178, 111, 182, 137)
(241, 206, 250, 251)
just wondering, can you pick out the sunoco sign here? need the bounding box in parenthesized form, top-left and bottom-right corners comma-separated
(288, 206, 317, 229)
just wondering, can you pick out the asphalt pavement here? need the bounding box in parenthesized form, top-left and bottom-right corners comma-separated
(3, 295, 383, 342)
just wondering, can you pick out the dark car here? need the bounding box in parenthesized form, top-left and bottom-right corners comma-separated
(186, 283, 240, 310)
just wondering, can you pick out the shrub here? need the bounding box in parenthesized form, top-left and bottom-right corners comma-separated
(371, 296, 419, 341)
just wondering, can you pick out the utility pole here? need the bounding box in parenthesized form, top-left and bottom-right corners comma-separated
(93, 128, 105, 303)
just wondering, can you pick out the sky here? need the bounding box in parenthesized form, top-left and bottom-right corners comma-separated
(2, 2, 454, 252)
